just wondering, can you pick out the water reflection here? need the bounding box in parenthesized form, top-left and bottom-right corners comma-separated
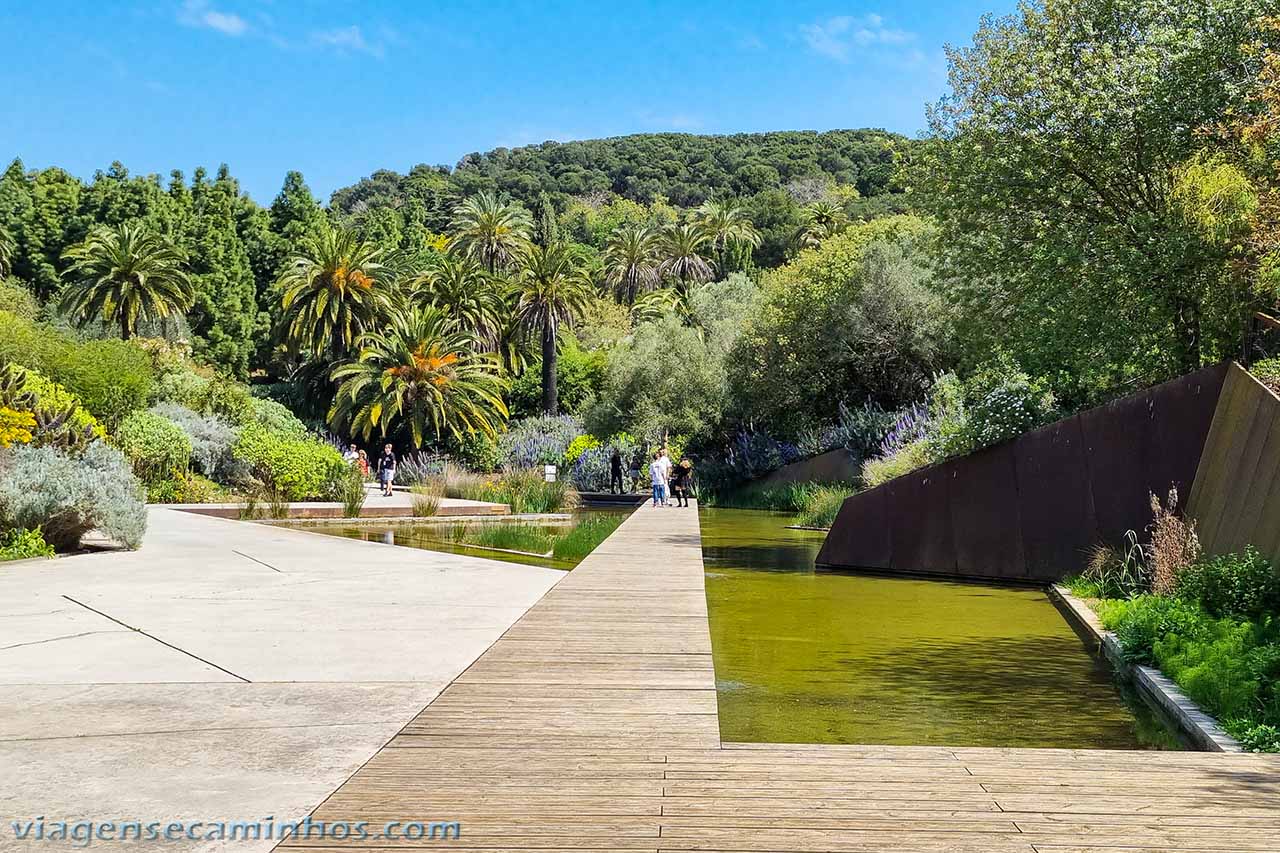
(700, 507, 1182, 750)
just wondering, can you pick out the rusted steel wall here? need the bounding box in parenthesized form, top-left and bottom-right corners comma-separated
(816, 363, 1231, 582)
(1187, 364, 1280, 564)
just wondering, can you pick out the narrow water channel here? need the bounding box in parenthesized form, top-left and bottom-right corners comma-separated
(700, 507, 1181, 749)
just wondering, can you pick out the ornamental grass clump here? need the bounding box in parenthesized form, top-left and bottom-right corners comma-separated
(338, 465, 367, 518)
(410, 484, 443, 517)
(1147, 487, 1200, 596)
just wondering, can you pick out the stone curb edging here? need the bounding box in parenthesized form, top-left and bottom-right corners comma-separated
(1049, 585, 1242, 752)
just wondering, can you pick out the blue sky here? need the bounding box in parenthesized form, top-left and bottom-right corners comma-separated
(2, 1, 1015, 204)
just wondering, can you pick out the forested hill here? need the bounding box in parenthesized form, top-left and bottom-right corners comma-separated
(330, 129, 909, 214)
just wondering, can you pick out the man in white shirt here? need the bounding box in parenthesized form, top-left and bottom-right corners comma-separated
(648, 451, 668, 508)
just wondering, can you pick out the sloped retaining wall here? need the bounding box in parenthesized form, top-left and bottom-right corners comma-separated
(1187, 363, 1280, 564)
(817, 363, 1230, 582)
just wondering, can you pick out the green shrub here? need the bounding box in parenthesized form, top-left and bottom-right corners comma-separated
(154, 368, 211, 409)
(862, 440, 931, 488)
(795, 485, 855, 528)
(1097, 594, 1208, 665)
(149, 402, 238, 479)
(0, 527, 56, 561)
(1232, 722, 1280, 752)
(1250, 357, 1280, 392)
(0, 278, 40, 320)
(231, 422, 346, 501)
(563, 434, 601, 466)
(0, 442, 147, 550)
(1178, 547, 1280, 619)
(146, 469, 223, 504)
(194, 378, 256, 426)
(1154, 619, 1263, 720)
(444, 430, 502, 473)
(115, 411, 193, 484)
(53, 339, 154, 429)
(249, 397, 307, 435)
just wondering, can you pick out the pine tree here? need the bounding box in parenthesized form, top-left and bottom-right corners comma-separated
(182, 165, 259, 376)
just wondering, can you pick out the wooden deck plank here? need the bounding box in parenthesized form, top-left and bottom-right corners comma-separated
(275, 502, 1280, 852)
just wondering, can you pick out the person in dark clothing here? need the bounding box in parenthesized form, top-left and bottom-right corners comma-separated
(376, 443, 397, 497)
(609, 449, 624, 494)
(670, 457, 694, 507)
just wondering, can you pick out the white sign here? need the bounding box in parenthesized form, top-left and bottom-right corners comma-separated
(543, 464, 557, 482)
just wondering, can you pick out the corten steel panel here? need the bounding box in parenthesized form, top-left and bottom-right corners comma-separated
(819, 363, 1233, 582)
(887, 465, 957, 576)
(815, 487, 890, 570)
(1192, 367, 1261, 550)
(1146, 362, 1231, 515)
(1014, 416, 1097, 580)
(948, 444, 1026, 579)
(1081, 389, 1156, 545)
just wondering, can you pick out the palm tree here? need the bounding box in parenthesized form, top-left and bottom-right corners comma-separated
(60, 223, 193, 340)
(512, 243, 594, 415)
(410, 254, 506, 350)
(329, 306, 508, 447)
(793, 200, 848, 251)
(658, 222, 715, 297)
(278, 223, 388, 359)
(693, 199, 760, 272)
(449, 191, 533, 273)
(602, 224, 662, 304)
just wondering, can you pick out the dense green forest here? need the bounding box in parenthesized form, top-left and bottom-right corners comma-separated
(334, 129, 906, 211)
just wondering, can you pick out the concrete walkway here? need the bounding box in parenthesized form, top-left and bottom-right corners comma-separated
(0, 508, 562, 851)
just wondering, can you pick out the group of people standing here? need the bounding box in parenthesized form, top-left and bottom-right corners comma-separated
(646, 448, 693, 508)
(341, 442, 399, 498)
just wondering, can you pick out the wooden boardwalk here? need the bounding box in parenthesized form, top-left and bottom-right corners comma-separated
(280, 503, 1280, 852)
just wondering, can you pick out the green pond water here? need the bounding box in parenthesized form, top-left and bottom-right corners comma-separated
(701, 507, 1183, 750)
(306, 507, 630, 571)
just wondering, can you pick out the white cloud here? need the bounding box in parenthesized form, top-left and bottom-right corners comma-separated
(311, 25, 385, 58)
(800, 14, 914, 63)
(178, 1, 248, 37)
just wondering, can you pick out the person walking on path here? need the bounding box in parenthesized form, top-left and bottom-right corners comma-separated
(657, 447, 673, 505)
(377, 443, 397, 497)
(609, 448, 624, 494)
(648, 451, 668, 508)
(357, 449, 370, 479)
(671, 457, 694, 507)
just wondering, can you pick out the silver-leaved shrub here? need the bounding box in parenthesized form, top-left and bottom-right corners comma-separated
(0, 442, 147, 551)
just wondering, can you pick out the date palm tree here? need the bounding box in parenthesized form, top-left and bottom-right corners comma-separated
(693, 199, 760, 272)
(449, 191, 533, 273)
(512, 243, 593, 415)
(60, 223, 193, 340)
(278, 223, 389, 360)
(793, 200, 848, 251)
(410, 254, 506, 350)
(658, 222, 715, 297)
(603, 224, 662, 304)
(329, 306, 508, 447)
